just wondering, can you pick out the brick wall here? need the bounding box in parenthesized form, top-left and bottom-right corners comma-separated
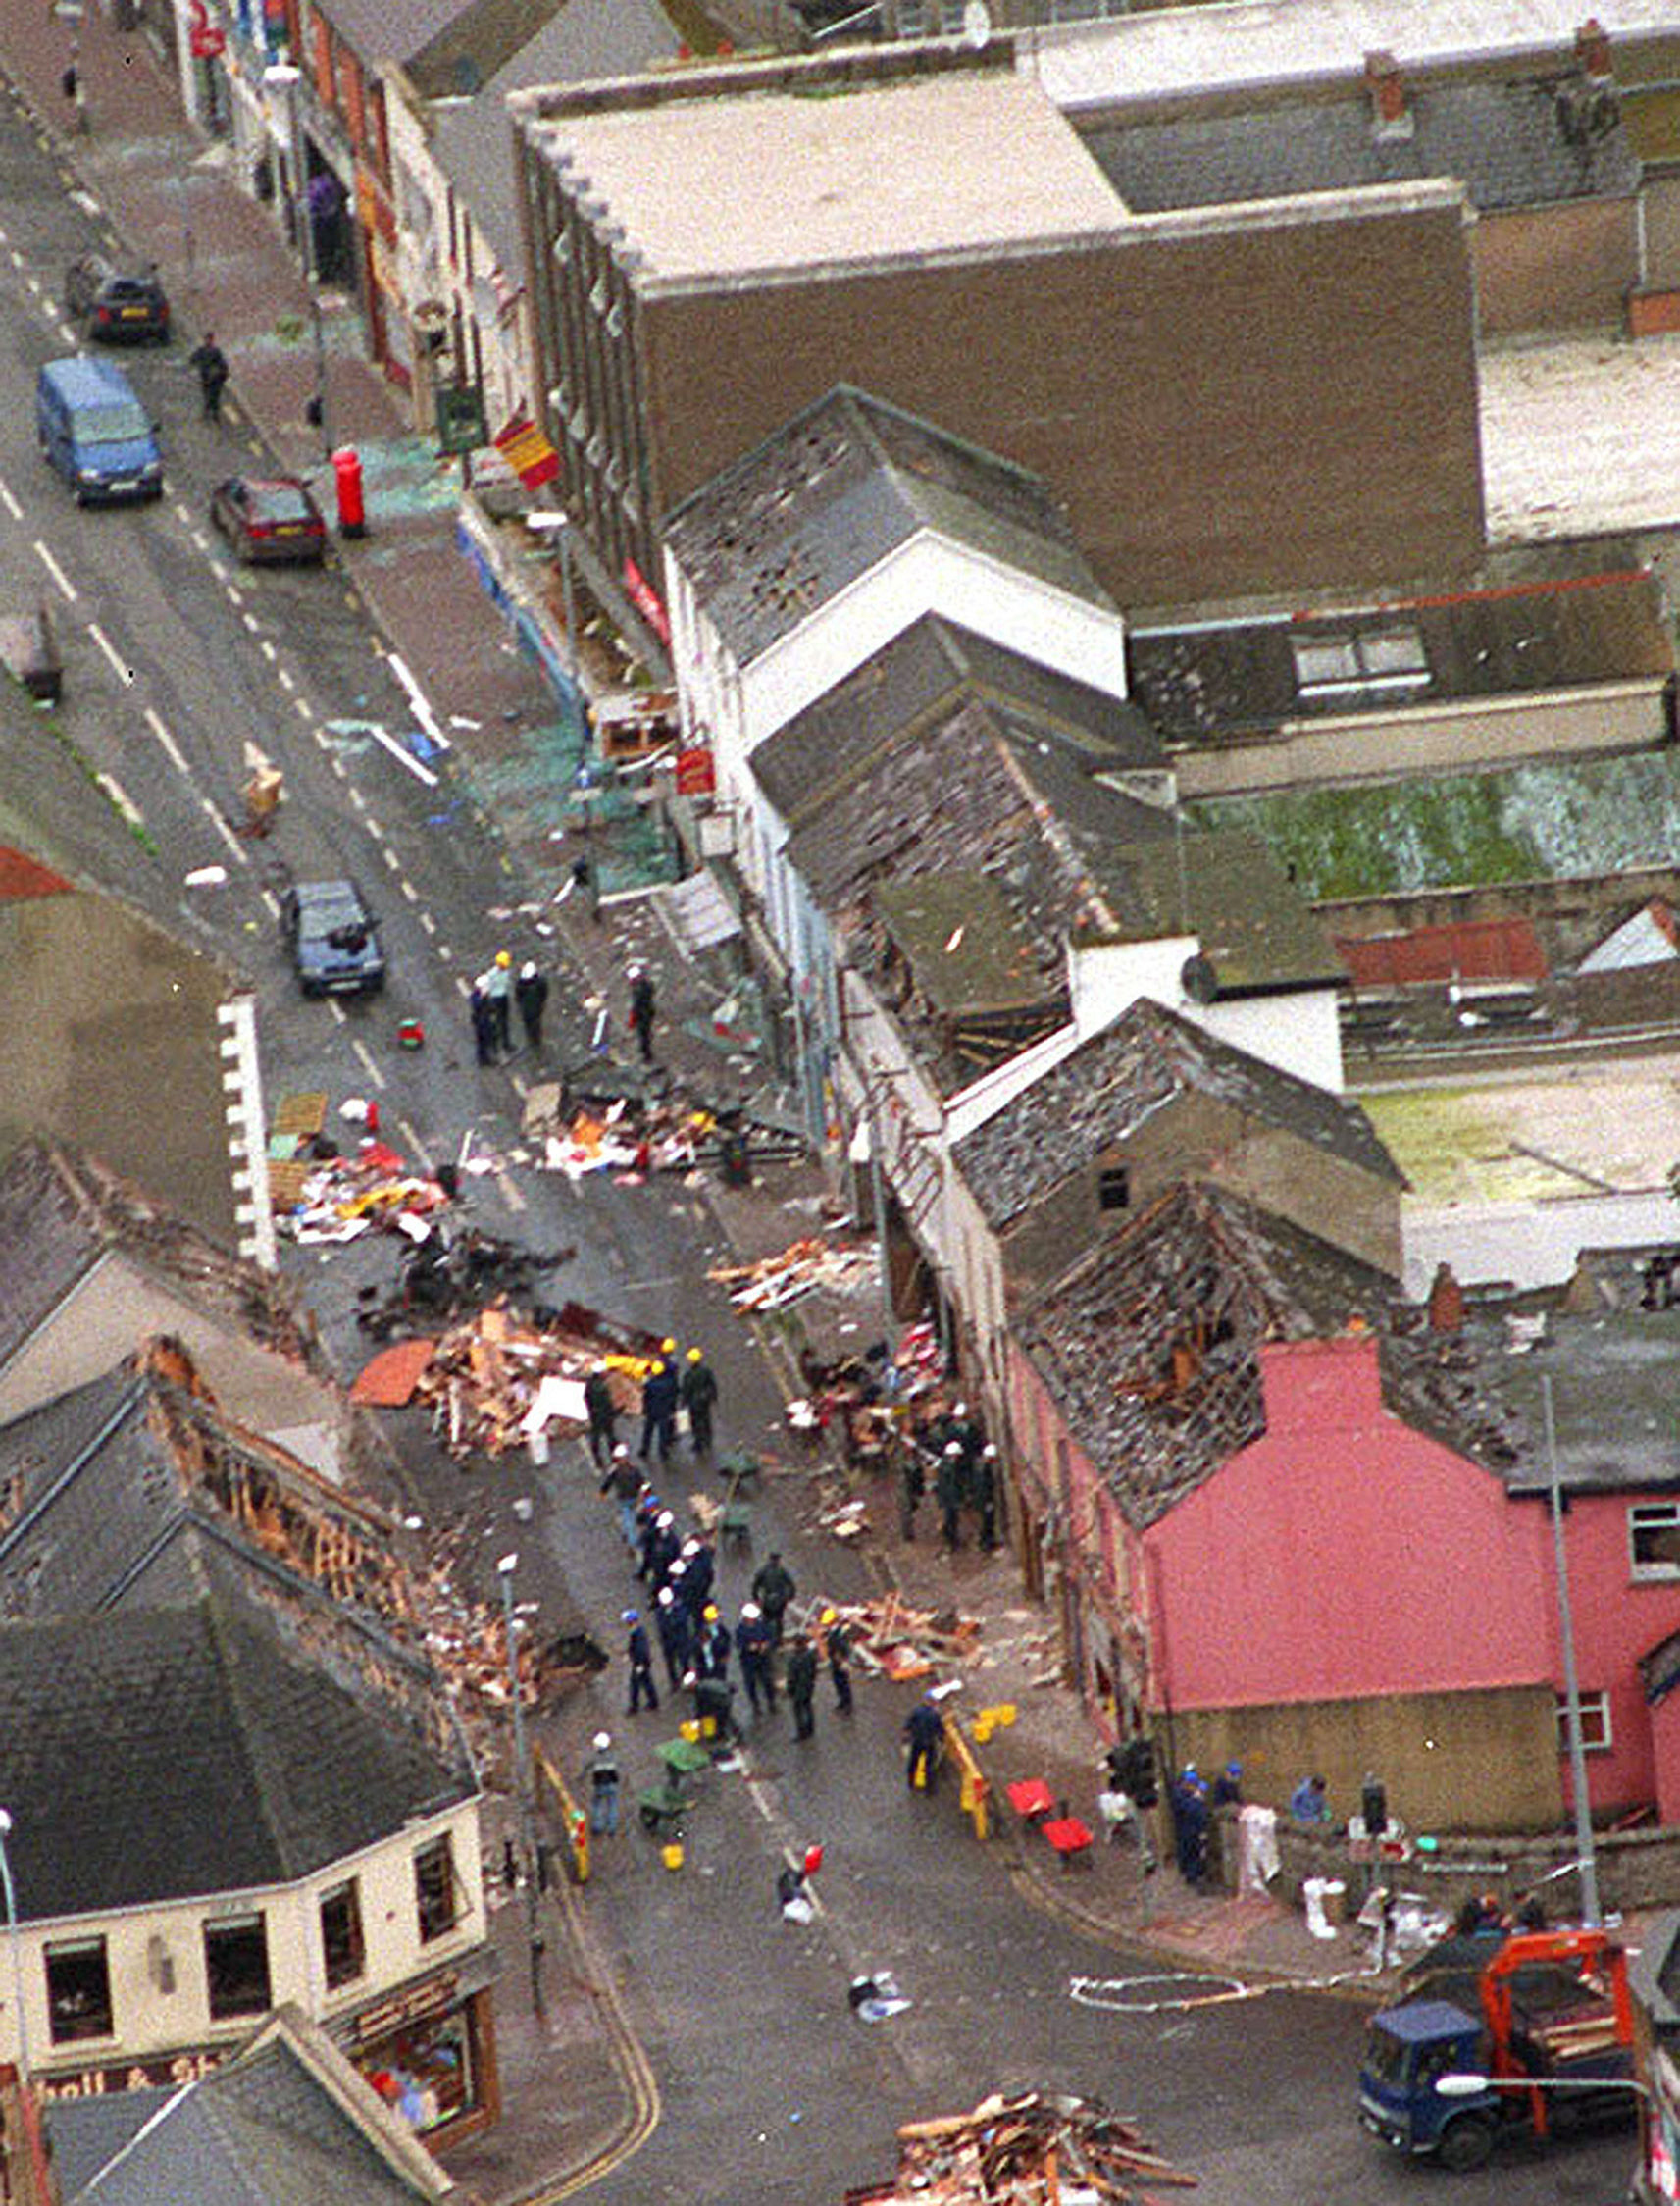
(1262, 1816, 1680, 1919)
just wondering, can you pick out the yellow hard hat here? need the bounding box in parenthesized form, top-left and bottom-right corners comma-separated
(821, 1607, 838, 1625)
(687, 1346, 703, 1362)
(495, 949, 511, 968)
(661, 1336, 677, 1354)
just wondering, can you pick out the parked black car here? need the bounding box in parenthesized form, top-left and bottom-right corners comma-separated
(280, 879, 385, 998)
(65, 255, 170, 343)
(210, 475, 328, 564)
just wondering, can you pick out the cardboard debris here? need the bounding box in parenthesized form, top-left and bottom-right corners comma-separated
(708, 1236, 880, 1311)
(350, 1336, 440, 1408)
(854, 2089, 1195, 2205)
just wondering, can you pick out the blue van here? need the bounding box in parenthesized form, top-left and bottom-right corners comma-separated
(36, 355, 163, 504)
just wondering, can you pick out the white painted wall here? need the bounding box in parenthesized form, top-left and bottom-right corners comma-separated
(3, 1801, 483, 2080)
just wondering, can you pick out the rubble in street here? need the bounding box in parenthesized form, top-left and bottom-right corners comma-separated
(708, 1235, 881, 1311)
(522, 1078, 805, 1184)
(851, 2090, 1194, 2204)
(354, 1298, 666, 1462)
(797, 1591, 983, 1681)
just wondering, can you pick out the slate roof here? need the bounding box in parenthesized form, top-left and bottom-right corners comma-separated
(48, 2016, 455, 2206)
(1016, 1182, 1406, 1527)
(953, 996, 1402, 1232)
(751, 614, 1162, 826)
(0, 1139, 321, 1383)
(1084, 77, 1639, 219)
(0, 1590, 473, 1921)
(314, 0, 469, 65)
(1127, 560, 1672, 746)
(425, 0, 680, 273)
(661, 385, 1110, 667)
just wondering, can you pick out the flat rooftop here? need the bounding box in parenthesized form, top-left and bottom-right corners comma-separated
(1033, 0, 1680, 113)
(527, 73, 1126, 282)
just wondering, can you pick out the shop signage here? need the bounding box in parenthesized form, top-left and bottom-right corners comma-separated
(36, 2046, 225, 2100)
(492, 416, 559, 490)
(621, 558, 670, 645)
(186, 1, 226, 56)
(675, 746, 715, 797)
(435, 385, 486, 456)
(345, 1969, 459, 2047)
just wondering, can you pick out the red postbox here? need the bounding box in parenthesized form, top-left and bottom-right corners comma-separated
(331, 445, 366, 539)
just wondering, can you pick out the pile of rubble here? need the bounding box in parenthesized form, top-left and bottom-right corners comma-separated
(855, 2091, 1194, 2205)
(354, 1299, 664, 1462)
(805, 1590, 982, 1682)
(708, 1235, 881, 1312)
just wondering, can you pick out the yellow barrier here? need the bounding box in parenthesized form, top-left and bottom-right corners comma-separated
(535, 1744, 590, 1885)
(942, 1713, 990, 1841)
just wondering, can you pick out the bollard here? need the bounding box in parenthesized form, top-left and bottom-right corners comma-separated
(331, 445, 366, 539)
(570, 1809, 589, 1886)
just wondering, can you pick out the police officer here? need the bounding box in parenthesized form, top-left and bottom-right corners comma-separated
(786, 1631, 819, 1741)
(654, 1585, 691, 1690)
(624, 1608, 659, 1714)
(736, 1602, 776, 1716)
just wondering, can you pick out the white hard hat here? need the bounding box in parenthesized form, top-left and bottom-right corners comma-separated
(593, 1730, 611, 1750)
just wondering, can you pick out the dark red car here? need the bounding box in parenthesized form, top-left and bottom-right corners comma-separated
(209, 474, 328, 564)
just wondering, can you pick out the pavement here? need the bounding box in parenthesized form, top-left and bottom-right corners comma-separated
(0, 15, 1433, 2201)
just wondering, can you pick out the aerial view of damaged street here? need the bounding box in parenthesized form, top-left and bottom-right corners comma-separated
(11, 1, 1680, 2203)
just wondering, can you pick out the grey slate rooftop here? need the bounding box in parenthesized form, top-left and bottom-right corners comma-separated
(1128, 551, 1672, 746)
(752, 614, 1163, 825)
(0, 1589, 473, 1921)
(662, 385, 1110, 668)
(0, 1138, 322, 1383)
(1084, 76, 1638, 219)
(46, 2008, 457, 2205)
(952, 996, 1403, 1233)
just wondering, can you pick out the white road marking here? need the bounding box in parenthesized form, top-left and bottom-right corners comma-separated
(260, 640, 276, 661)
(367, 719, 439, 787)
(87, 623, 134, 684)
(399, 879, 419, 901)
(32, 541, 76, 601)
(201, 798, 244, 861)
(259, 887, 279, 918)
(351, 1038, 386, 1091)
(144, 706, 187, 772)
(294, 697, 312, 720)
(172, 501, 193, 525)
(398, 1118, 435, 1172)
(348, 787, 367, 812)
(330, 998, 346, 1025)
(242, 611, 260, 635)
(455, 974, 472, 999)
(497, 1171, 527, 1214)
(419, 911, 436, 934)
(96, 774, 140, 826)
(278, 667, 295, 691)
(0, 480, 21, 521)
(382, 846, 401, 872)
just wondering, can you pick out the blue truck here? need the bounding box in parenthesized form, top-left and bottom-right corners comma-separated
(1358, 1926, 1636, 2172)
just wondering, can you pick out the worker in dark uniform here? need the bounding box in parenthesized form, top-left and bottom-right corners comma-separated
(973, 1442, 999, 1552)
(823, 1608, 854, 1714)
(624, 1607, 658, 1714)
(639, 1357, 680, 1465)
(750, 1551, 796, 1647)
(584, 1361, 618, 1467)
(786, 1630, 819, 1741)
(736, 1602, 776, 1716)
(904, 1694, 943, 1791)
(654, 1585, 691, 1690)
(936, 1441, 965, 1552)
(680, 1347, 720, 1460)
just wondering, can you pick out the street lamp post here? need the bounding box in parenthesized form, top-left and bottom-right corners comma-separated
(1543, 1371, 1602, 1927)
(495, 1554, 544, 2016)
(0, 1809, 30, 2084)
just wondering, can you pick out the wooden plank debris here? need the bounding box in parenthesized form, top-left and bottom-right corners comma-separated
(859, 2089, 1195, 2204)
(708, 1236, 880, 1311)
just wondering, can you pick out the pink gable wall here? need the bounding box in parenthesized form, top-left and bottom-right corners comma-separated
(1147, 1336, 1555, 1710)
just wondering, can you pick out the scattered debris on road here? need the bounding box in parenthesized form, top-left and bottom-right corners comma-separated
(708, 1236, 880, 1311)
(854, 2089, 1194, 2203)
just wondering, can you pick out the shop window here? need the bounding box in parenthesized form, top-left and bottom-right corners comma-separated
(1630, 1502, 1680, 1579)
(203, 1915, 272, 2020)
(45, 1937, 112, 2043)
(1554, 1690, 1612, 1753)
(359, 2003, 476, 2133)
(415, 1836, 460, 1943)
(320, 1879, 365, 1990)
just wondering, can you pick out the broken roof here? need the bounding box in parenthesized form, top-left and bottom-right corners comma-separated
(1016, 1182, 1403, 1527)
(662, 385, 1110, 668)
(1085, 76, 1638, 220)
(522, 71, 1124, 286)
(0, 1138, 323, 1382)
(953, 996, 1402, 1232)
(752, 615, 1162, 826)
(1128, 558, 1671, 746)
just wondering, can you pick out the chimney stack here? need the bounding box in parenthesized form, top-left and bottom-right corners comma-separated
(1364, 50, 1414, 140)
(1428, 1262, 1465, 1334)
(1575, 17, 1612, 79)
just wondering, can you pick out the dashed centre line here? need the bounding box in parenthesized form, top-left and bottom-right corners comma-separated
(350, 1038, 386, 1091)
(144, 706, 187, 773)
(32, 540, 76, 601)
(87, 623, 134, 684)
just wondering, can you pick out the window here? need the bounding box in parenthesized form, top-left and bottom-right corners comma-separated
(1555, 1691, 1612, 1753)
(45, 1938, 112, 2043)
(415, 1836, 460, 1943)
(203, 1915, 272, 2021)
(1630, 1502, 1680, 1579)
(320, 1879, 366, 1990)
(1291, 624, 1429, 698)
(1097, 1163, 1131, 1213)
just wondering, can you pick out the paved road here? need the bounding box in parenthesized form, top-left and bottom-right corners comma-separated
(0, 67, 1639, 2206)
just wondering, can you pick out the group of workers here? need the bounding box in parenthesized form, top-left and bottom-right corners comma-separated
(582, 1341, 721, 1472)
(896, 1398, 1000, 1553)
